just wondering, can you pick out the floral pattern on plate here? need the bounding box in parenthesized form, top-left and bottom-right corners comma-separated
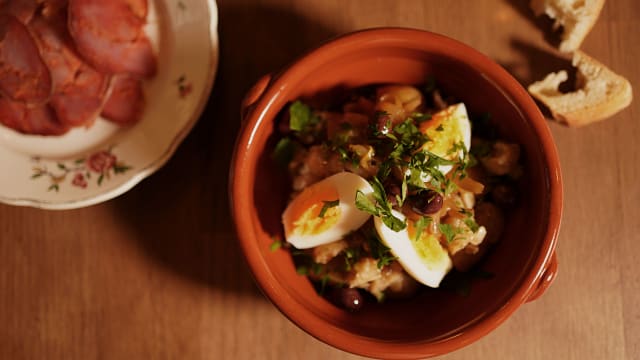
(31, 148, 132, 192)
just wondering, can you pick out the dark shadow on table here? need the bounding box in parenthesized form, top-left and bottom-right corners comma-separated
(504, 0, 563, 48)
(112, 1, 338, 298)
(499, 37, 575, 120)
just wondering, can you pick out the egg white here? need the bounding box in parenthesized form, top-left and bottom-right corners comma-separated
(374, 210, 452, 288)
(283, 172, 374, 249)
(413, 103, 472, 181)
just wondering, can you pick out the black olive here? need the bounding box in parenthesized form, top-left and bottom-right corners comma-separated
(329, 287, 364, 311)
(410, 190, 443, 215)
(491, 183, 517, 208)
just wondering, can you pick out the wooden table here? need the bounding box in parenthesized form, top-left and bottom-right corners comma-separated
(1, 0, 638, 359)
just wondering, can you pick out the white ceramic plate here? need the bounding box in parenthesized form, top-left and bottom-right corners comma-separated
(0, 0, 219, 210)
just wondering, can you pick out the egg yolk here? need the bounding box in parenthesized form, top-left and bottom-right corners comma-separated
(407, 221, 450, 270)
(419, 107, 464, 158)
(284, 182, 341, 237)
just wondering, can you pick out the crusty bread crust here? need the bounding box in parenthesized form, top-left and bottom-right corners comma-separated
(528, 51, 632, 127)
(530, 0, 606, 53)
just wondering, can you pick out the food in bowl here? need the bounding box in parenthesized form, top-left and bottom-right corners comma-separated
(231, 28, 562, 358)
(274, 80, 523, 309)
(0, 0, 156, 136)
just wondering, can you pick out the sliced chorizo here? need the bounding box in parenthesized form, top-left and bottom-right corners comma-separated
(67, 0, 156, 78)
(29, 13, 111, 127)
(0, 97, 68, 135)
(101, 75, 144, 125)
(125, 0, 148, 18)
(0, 14, 52, 104)
(1, 0, 39, 24)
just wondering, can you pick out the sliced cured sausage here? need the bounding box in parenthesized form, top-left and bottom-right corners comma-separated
(126, 0, 148, 18)
(1, 0, 39, 24)
(41, 0, 70, 19)
(0, 97, 68, 135)
(101, 76, 144, 125)
(29, 13, 111, 127)
(67, 0, 156, 78)
(0, 14, 52, 104)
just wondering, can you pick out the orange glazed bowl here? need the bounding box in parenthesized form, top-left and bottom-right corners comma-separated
(230, 28, 563, 359)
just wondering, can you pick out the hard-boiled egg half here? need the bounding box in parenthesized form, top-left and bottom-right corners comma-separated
(282, 172, 374, 249)
(418, 103, 472, 177)
(374, 210, 452, 288)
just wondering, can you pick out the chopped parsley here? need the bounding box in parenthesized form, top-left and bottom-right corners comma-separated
(411, 112, 431, 123)
(318, 199, 339, 218)
(397, 177, 408, 207)
(444, 178, 458, 195)
(438, 223, 462, 243)
(355, 177, 406, 231)
(332, 143, 362, 168)
(342, 247, 361, 271)
(406, 151, 455, 193)
(318, 274, 330, 295)
(277, 82, 507, 303)
(289, 100, 317, 131)
(310, 262, 324, 276)
(414, 216, 432, 241)
(364, 227, 397, 269)
(272, 137, 294, 166)
(269, 236, 283, 252)
(336, 146, 350, 162)
(464, 217, 480, 233)
(388, 118, 430, 153)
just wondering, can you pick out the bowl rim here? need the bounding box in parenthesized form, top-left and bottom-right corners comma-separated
(230, 27, 563, 358)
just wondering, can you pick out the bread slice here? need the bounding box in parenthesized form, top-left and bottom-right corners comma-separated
(528, 51, 632, 126)
(530, 0, 605, 53)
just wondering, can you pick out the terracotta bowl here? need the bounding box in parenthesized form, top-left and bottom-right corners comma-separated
(230, 28, 563, 359)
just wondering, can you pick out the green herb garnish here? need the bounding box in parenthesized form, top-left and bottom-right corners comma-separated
(464, 217, 480, 233)
(406, 151, 455, 193)
(319, 274, 330, 295)
(310, 262, 324, 276)
(414, 216, 432, 241)
(355, 177, 406, 231)
(289, 100, 316, 131)
(407, 167, 426, 189)
(269, 236, 283, 252)
(397, 177, 408, 207)
(438, 223, 462, 243)
(364, 227, 397, 269)
(342, 247, 361, 271)
(411, 112, 431, 123)
(318, 199, 340, 218)
(444, 178, 458, 195)
(272, 137, 294, 166)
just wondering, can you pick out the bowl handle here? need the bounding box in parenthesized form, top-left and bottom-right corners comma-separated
(526, 253, 558, 302)
(241, 73, 273, 123)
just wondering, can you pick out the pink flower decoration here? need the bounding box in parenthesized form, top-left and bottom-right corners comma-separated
(72, 173, 87, 188)
(88, 151, 116, 173)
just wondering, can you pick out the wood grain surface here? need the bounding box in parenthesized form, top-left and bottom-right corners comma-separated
(1, 0, 638, 359)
